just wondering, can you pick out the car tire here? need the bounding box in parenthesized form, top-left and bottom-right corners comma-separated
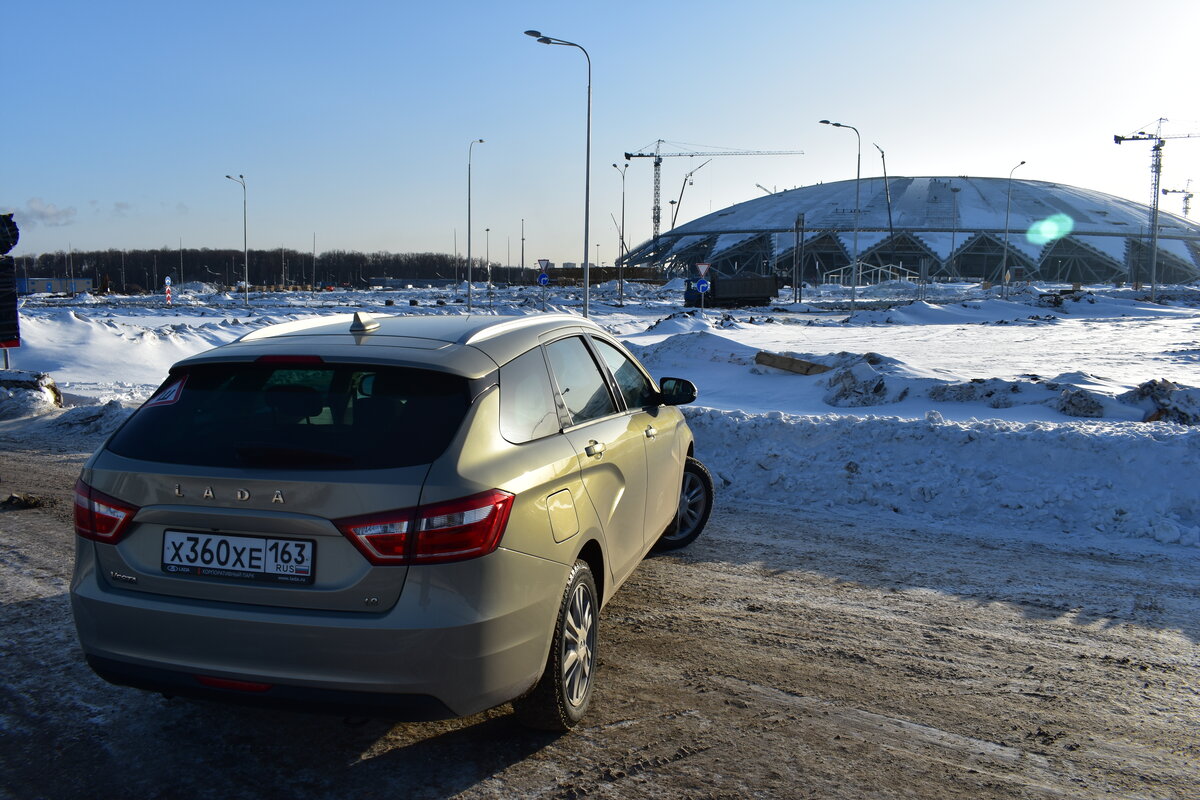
(513, 560, 598, 731)
(653, 456, 714, 552)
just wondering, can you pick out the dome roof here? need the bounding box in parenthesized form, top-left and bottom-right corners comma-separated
(623, 177, 1200, 285)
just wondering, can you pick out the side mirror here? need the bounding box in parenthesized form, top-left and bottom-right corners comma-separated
(658, 377, 697, 406)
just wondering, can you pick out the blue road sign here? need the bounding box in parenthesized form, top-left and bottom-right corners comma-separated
(164, 276, 172, 286)
(538, 273, 550, 286)
(696, 278, 710, 294)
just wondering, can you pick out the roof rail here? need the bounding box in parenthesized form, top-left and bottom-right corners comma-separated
(237, 313, 359, 342)
(460, 313, 587, 346)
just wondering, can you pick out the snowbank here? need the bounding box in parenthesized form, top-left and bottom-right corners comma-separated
(0, 370, 62, 419)
(685, 407, 1200, 548)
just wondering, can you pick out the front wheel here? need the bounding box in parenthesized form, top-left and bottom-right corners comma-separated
(654, 456, 714, 552)
(513, 560, 598, 731)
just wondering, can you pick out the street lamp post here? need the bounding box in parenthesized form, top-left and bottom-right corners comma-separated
(467, 138, 484, 313)
(1001, 160, 1026, 298)
(224, 174, 248, 305)
(874, 143, 898, 269)
(612, 162, 628, 306)
(485, 227, 491, 309)
(819, 120, 861, 312)
(950, 186, 961, 278)
(525, 29, 592, 318)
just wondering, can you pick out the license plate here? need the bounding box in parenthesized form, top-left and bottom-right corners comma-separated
(162, 531, 315, 585)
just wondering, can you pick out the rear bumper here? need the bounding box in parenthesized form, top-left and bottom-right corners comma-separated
(86, 655, 455, 719)
(71, 545, 568, 718)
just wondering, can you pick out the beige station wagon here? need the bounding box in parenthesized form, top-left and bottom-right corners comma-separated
(70, 312, 712, 730)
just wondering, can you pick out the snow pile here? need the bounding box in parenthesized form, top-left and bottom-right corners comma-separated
(817, 356, 1142, 419)
(849, 299, 1057, 326)
(685, 407, 1200, 548)
(0, 370, 62, 419)
(644, 310, 716, 335)
(1118, 380, 1200, 425)
(43, 401, 132, 437)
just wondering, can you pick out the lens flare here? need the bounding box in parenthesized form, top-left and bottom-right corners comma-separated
(1026, 214, 1074, 246)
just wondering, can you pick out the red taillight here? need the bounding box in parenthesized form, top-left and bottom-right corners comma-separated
(73, 479, 140, 543)
(336, 489, 514, 566)
(335, 508, 415, 564)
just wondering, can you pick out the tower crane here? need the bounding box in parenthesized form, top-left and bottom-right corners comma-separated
(1162, 179, 1193, 218)
(624, 140, 803, 244)
(1113, 120, 1200, 300)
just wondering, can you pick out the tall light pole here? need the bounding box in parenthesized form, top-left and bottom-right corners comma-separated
(612, 162, 628, 306)
(525, 29, 592, 318)
(224, 174, 248, 305)
(820, 120, 861, 311)
(874, 143, 898, 269)
(1001, 160, 1025, 297)
(949, 186, 961, 277)
(467, 138, 484, 313)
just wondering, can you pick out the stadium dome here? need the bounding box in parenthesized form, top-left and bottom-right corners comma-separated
(621, 177, 1200, 285)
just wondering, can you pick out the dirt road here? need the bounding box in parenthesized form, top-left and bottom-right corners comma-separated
(1, 441, 1197, 799)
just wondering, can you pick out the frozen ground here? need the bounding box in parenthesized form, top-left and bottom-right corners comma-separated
(4, 278, 1200, 555)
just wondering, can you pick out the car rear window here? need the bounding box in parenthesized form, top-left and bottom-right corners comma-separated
(106, 362, 470, 470)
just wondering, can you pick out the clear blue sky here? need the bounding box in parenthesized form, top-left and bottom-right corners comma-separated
(5, 0, 1199, 266)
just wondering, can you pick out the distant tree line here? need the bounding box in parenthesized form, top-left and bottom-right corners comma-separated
(10, 248, 523, 292)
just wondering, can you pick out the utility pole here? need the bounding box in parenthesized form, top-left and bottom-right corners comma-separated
(792, 213, 805, 304)
(874, 144, 898, 268)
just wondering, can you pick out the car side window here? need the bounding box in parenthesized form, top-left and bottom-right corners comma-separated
(499, 347, 561, 443)
(593, 338, 658, 410)
(545, 336, 618, 426)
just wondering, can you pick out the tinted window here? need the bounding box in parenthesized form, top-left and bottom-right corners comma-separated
(545, 337, 617, 425)
(499, 348, 560, 443)
(594, 339, 657, 409)
(107, 363, 469, 470)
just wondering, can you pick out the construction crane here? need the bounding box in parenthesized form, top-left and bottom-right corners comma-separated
(624, 140, 803, 243)
(1162, 179, 1193, 217)
(1113, 120, 1200, 300)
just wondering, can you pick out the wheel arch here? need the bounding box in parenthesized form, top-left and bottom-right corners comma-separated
(576, 538, 606, 606)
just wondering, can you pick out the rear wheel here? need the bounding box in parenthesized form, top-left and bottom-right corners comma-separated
(514, 560, 598, 731)
(654, 456, 714, 552)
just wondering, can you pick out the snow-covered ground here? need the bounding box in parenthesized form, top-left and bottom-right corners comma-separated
(4, 279, 1200, 553)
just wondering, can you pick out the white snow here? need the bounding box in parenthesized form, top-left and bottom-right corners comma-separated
(5, 281, 1200, 557)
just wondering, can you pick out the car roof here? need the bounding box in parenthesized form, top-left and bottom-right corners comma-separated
(172, 313, 607, 379)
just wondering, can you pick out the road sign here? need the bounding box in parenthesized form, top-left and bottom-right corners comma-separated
(696, 278, 710, 294)
(696, 262, 711, 277)
(164, 276, 172, 286)
(538, 273, 550, 286)
(537, 259, 550, 270)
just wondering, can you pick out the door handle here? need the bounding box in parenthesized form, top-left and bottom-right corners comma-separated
(584, 440, 606, 457)
(644, 425, 657, 439)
